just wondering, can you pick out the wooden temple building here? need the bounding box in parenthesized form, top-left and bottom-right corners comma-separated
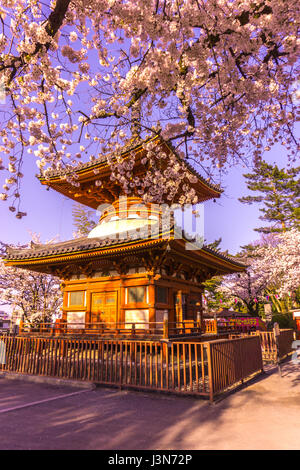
(4, 137, 245, 339)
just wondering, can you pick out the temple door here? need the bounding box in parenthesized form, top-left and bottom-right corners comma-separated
(102, 292, 117, 326)
(91, 292, 117, 329)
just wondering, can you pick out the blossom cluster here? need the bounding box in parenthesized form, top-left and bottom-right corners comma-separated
(0, 236, 62, 322)
(0, 0, 299, 213)
(218, 229, 300, 307)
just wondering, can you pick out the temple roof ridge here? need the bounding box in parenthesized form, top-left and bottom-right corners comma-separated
(4, 221, 173, 261)
(37, 136, 222, 196)
(4, 223, 245, 272)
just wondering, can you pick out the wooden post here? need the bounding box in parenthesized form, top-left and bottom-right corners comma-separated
(213, 312, 218, 335)
(60, 338, 68, 357)
(163, 310, 169, 339)
(131, 323, 136, 338)
(119, 278, 126, 326)
(206, 341, 214, 403)
(54, 319, 62, 336)
(273, 322, 282, 377)
(148, 282, 156, 333)
(197, 311, 201, 332)
(198, 293, 204, 331)
(19, 320, 24, 334)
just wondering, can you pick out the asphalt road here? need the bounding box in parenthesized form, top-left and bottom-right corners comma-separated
(0, 361, 299, 450)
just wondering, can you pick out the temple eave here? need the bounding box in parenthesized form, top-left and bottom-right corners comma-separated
(4, 236, 245, 281)
(38, 137, 222, 208)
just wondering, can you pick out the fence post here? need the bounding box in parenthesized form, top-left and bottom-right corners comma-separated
(19, 320, 23, 334)
(0, 338, 6, 369)
(206, 342, 214, 403)
(213, 317, 218, 335)
(119, 341, 123, 390)
(273, 323, 282, 377)
(163, 310, 169, 339)
(197, 312, 201, 332)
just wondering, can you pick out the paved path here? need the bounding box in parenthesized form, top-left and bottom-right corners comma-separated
(0, 360, 299, 450)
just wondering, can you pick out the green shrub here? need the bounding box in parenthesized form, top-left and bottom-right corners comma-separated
(270, 313, 296, 329)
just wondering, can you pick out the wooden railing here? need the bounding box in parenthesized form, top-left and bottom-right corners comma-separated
(17, 318, 268, 340)
(18, 319, 219, 339)
(203, 318, 218, 334)
(168, 320, 214, 337)
(19, 321, 165, 338)
(217, 318, 258, 333)
(0, 335, 263, 402)
(203, 318, 260, 335)
(254, 331, 277, 362)
(277, 329, 295, 360)
(207, 336, 263, 397)
(254, 329, 294, 363)
(0, 328, 9, 336)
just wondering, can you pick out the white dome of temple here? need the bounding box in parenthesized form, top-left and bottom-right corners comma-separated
(87, 213, 159, 239)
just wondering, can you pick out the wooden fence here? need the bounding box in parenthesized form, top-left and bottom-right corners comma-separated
(255, 329, 294, 363)
(18, 319, 217, 339)
(0, 335, 263, 401)
(207, 336, 263, 397)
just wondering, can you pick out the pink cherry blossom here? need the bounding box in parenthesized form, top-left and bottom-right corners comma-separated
(0, 0, 298, 213)
(0, 236, 62, 324)
(218, 229, 300, 313)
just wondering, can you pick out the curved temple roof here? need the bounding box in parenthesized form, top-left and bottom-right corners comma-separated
(4, 222, 245, 278)
(37, 136, 222, 208)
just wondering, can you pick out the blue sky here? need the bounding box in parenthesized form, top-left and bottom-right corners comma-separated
(0, 141, 296, 255)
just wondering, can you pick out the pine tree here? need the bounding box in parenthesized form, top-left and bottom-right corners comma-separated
(239, 161, 300, 233)
(72, 203, 97, 237)
(202, 238, 231, 311)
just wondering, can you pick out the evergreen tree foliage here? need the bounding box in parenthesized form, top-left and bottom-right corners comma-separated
(239, 161, 300, 233)
(202, 238, 231, 311)
(72, 203, 97, 238)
